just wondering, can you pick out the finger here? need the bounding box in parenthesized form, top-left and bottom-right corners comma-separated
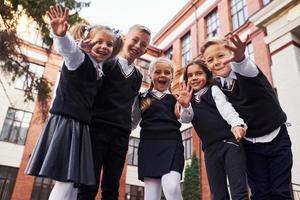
(224, 44, 236, 52)
(64, 7, 69, 20)
(56, 4, 62, 17)
(63, 21, 68, 32)
(50, 5, 58, 17)
(243, 34, 250, 44)
(230, 35, 240, 47)
(222, 56, 233, 65)
(46, 11, 53, 21)
(234, 34, 242, 45)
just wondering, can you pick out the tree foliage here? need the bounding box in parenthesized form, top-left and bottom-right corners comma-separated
(183, 152, 201, 200)
(0, 0, 89, 102)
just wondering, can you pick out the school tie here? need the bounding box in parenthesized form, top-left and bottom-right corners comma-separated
(223, 80, 229, 90)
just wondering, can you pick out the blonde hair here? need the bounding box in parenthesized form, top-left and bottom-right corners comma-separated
(200, 36, 229, 55)
(69, 23, 89, 40)
(128, 24, 151, 36)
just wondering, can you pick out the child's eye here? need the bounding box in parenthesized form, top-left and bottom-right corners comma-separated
(106, 42, 113, 47)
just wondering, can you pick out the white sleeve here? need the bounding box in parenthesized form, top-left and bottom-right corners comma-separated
(231, 57, 259, 77)
(131, 96, 142, 130)
(52, 33, 85, 71)
(211, 85, 245, 128)
(180, 103, 194, 123)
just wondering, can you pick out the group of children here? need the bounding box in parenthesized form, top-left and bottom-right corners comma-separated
(24, 3, 293, 200)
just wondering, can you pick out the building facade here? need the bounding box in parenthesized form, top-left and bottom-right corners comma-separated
(1, 0, 300, 199)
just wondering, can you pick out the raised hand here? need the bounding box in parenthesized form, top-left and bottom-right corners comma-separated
(78, 39, 94, 53)
(223, 33, 249, 64)
(46, 4, 69, 37)
(175, 82, 193, 108)
(232, 126, 246, 142)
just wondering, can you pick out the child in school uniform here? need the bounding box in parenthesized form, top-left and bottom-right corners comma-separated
(131, 57, 184, 200)
(178, 58, 249, 200)
(77, 24, 151, 200)
(25, 4, 121, 200)
(200, 35, 293, 200)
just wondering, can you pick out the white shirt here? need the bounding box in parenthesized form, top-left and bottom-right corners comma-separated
(117, 57, 135, 77)
(52, 33, 103, 78)
(220, 57, 281, 143)
(180, 86, 246, 132)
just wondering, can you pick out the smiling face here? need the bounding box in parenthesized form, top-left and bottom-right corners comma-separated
(186, 64, 208, 92)
(150, 61, 173, 92)
(203, 43, 232, 77)
(119, 29, 150, 64)
(89, 29, 115, 62)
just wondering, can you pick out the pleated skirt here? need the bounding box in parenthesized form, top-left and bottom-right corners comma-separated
(25, 114, 96, 186)
(138, 139, 184, 181)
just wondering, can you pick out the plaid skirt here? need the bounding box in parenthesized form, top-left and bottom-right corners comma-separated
(25, 114, 96, 186)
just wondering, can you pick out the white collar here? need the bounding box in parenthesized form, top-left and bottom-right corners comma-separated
(88, 54, 103, 69)
(117, 56, 135, 68)
(218, 68, 237, 86)
(151, 88, 171, 98)
(194, 86, 208, 99)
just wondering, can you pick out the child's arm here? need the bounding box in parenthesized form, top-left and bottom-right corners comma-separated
(224, 34, 258, 77)
(131, 95, 142, 130)
(47, 4, 84, 70)
(175, 82, 194, 123)
(211, 85, 247, 141)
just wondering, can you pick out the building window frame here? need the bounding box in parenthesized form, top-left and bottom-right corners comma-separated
(128, 136, 140, 166)
(182, 128, 192, 160)
(231, 0, 248, 30)
(125, 184, 144, 200)
(0, 107, 32, 145)
(0, 165, 18, 200)
(135, 58, 151, 85)
(30, 177, 55, 200)
(181, 32, 191, 67)
(164, 46, 173, 60)
(206, 9, 219, 38)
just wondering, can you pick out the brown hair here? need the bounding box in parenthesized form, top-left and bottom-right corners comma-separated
(183, 58, 213, 87)
(200, 37, 229, 55)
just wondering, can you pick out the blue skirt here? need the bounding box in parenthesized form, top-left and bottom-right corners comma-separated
(25, 114, 96, 186)
(138, 139, 184, 181)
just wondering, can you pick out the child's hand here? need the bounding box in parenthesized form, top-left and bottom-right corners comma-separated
(174, 102, 181, 119)
(78, 39, 94, 53)
(232, 125, 246, 142)
(174, 82, 193, 108)
(223, 34, 249, 64)
(46, 4, 69, 37)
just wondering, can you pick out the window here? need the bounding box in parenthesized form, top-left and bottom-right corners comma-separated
(128, 137, 140, 166)
(206, 9, 219, 38)
(15, 63, 44, 91)
(30, 177, 55, 200)
(262, 0, 272, 5)
(165, 47, 173, 60)
(182, 128, 192, 160)
(181, 32, 191, 67)
(125, 184, 144, 200)
(0, 166, 18, 200)
(231, 0, 248, 30)
(135, 58, 151, 85)
(0, 108, 32, 145)
(245, 43, 255, 61)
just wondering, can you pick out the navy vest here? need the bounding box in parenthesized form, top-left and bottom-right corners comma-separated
(214, 69, 287, 138)
(91, 59, 142, 133)
(140, 92, 182, 140)
(50, 54, 102, 124)
(191, 86, 233, 150)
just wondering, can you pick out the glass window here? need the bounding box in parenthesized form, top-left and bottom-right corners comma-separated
(263, 0, 272, 5)
(181, 32, 191, 67)
(182, 128, 192, 160)
(15, 63, 44, 91)
(0, 166, 18, 200)
(245, 43, 255, 62)
(231, 0, 248, 30)
(0, 108, 32, 145)
(125, 184, 144, 200)
(164, 47, 173, 60)
(128, 137, 140, 166)
(206, 9, 219, 38)
(30, 177, 55, 200)
(135, 58, 151, 85)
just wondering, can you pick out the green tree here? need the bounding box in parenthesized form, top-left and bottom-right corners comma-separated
(183, 152, 201, 200)
(0, 0, 89, 102)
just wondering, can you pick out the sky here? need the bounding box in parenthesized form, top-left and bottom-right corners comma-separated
(79, 0, 189, 40)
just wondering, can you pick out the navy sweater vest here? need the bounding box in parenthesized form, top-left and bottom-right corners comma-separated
(140, 92, 181, 140)
(50, 54, 102, 124)
(191, 86, 233, 150)
(215, 69, 287, 138)
(91, 59, 142, 133)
